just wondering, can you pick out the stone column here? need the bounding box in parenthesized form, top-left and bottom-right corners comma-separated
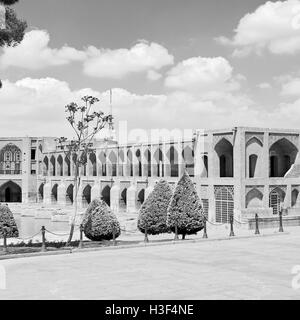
(178, 141, 184, 177)
(208, 184, 215, 222)
(91, 182, 100, 201)
(110, 183, 120, 213)
(127, 183, 137, 213)
(284, 184, 292, 209)
(57, 183, 66, 206)
(233, 128, 243, 219)
(207, 133, 214, 178)
(43, 183, 52, 205)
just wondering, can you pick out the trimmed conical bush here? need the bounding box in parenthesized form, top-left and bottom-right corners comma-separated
(0, 204, 19, 238)
(82, 199, 121, 241)
(167, 171, 204, 239)
(138, 179, 172, 236)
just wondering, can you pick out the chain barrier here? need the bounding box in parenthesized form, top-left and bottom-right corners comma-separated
(200, 212, 227, 226)
(16, 230, 42, 241)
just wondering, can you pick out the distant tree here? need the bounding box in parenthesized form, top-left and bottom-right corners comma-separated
(83, 198, 121, 241)
(167, 171, 204, 240)
(0, 0, 27, 87)
(0, 204, 19, 238)
(57, 96, 112, 245)
(137, 179, 172, 242)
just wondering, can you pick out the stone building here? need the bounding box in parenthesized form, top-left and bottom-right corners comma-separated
(1, 127, 300, 223)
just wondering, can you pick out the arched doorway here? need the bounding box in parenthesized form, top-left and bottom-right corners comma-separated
(82, 185, 91, 206)
(137, 189, 145, 208)
(101, 185, 111, 206)
(215, 138, 233, 177)
(269, 138, 298, 177)
(66, 184, 74, 205)
(38, 183, 44, 202)
(51, 184, 58, 203)
(0, 181, 22, 202)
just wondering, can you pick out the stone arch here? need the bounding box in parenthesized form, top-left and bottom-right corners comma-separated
(0, 181, 22, 202)
(215, 138, 233, 177)
(269, 138, 298, 177)
(82, 184, 92, 206)
(101, 185, 111, 206)
(246, 188, 263, 208)
(118, 149, 125, 176)
(38, 183, 44, 202)
(120, 187, 127, 211)
(89, 153, 97, 176)
(66, 184, 74, 205)
(135, 148, 142, 177)
(99, 151, 107, 176)
(64, 156, 71, 176)
(292, 189, 299, 207)
(51, 184, 58, 203)
(249, 154, 258, 178)
(201, 155, 208, 178)
(182, 145, 194, 177)
(0, 143, 22, 174)
(167, 145, 178, 177)
(269, 187, 286, 215)
(127, 149, 133, 176)
(215, 186, 234, 223)
(57, 155, 63, 176)
(43, 156, 49, 176)
(144, 148, 151, 177)
(50, 155, 56, 176)
(137, 189, 145, 208)
(108, 150, 117, 176)
(153, 147, 164, 177)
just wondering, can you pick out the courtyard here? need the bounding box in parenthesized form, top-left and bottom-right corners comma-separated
(0, 231, 300, 300)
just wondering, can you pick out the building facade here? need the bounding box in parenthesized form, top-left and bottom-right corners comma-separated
(1, 127, 300, 222)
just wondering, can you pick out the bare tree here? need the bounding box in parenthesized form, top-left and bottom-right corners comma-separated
(57, 95, 112, 245)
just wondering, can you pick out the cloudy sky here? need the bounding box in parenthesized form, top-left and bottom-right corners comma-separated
(1, 0, 300, 137)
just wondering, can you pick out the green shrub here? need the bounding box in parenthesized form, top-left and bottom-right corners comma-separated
(0, 204, 19, 238)
(167, 171, 204, 239)
(138, 180, 172, 236)
(82, 199, 121, 241)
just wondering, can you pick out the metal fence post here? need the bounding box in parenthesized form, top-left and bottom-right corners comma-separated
(203, 216, 208, 239)
(279, 209, 284, 233)
(41, 226, 46, 252)
(255, 213, 260, 235)
(229, 214, 235, 237)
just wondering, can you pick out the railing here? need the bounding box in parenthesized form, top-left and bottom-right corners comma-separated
(0, 170, 22, 175)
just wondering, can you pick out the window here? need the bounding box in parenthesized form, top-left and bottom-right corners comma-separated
(249, 154, 258, 178)
(31, 149, 36, 160)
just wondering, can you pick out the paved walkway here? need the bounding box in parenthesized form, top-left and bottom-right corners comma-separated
(0, 232, 300, 299)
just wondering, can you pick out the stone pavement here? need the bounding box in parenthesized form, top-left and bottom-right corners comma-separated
(1, 231, 300, 300)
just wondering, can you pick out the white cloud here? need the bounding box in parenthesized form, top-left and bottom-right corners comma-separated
(83, 41, 174, 79)
(0, 30, 86, 69)
(280, 77, 300, 96)
(258, 82, 272, 89)
(147, 70, 162, 81)
(216, 0, 300, 56)
(0, 30, 173, 80)
(164, 56, 241, 94)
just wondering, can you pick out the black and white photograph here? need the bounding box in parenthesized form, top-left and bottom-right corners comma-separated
(0, 0, 300, 305)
